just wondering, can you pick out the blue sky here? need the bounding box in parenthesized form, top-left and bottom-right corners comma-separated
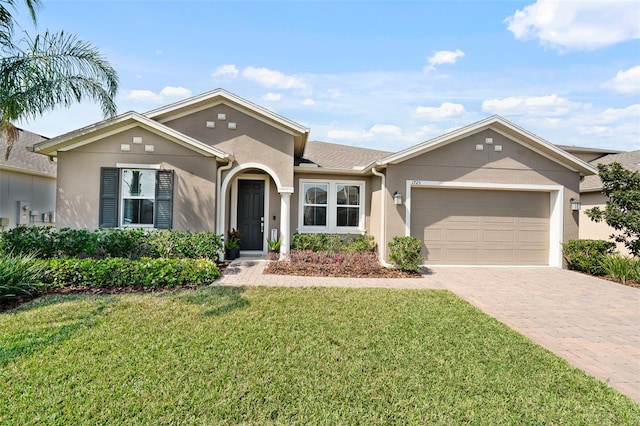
(13, 0, 640, 152)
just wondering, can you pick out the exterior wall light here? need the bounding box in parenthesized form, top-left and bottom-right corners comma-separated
(570, 198, 581, 211)
(393, 191, 403, 205)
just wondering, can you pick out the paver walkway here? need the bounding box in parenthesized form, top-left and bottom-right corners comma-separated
(217, 258, 640, 402)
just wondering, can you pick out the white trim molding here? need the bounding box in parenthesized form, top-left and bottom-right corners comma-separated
(405, 180, 564, 267)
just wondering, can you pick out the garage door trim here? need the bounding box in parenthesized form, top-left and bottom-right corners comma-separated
(405, 180, 564, 267)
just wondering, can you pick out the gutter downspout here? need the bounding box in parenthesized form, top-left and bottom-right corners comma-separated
(216, 155, 234, 260)
(371, 165, 393, 268)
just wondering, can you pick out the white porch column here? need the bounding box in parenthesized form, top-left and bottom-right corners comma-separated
(279, 192, 291, 257)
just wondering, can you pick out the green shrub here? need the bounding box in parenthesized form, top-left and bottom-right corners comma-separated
(99, 228, 150, 258)
(0, 226, 58, 258)
(291, 233, 377, 253)
(0, 227, 223, 260)
(342, 234, 377, 253)
(148, 230, 223, 260)
(0, 254, 47, 301)
(56, 228, 101, 257)
(601, 255, 639, 284)
(45, 257, 220, 288)
(387, 236, 424, 272)
(562, 239, 616, 275)
(291, 233, 343, 252)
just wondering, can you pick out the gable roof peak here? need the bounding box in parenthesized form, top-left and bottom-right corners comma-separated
(376, 114, 597, 176)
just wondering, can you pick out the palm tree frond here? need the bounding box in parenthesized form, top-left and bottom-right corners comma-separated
(0, 30, 119, 121)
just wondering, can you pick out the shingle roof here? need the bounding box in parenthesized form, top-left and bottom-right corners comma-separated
(0, 129, 55, 177)
(297, 141, 392, 170)
(581, 150, 640, 192)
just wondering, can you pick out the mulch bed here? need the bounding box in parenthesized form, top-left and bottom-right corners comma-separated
(263, 261, 423, 278)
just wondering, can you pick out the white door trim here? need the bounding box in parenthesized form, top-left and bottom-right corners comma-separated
(405, 180, 564, 267)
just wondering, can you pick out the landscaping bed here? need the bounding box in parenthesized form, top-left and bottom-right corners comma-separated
(264, 259, 421, 278)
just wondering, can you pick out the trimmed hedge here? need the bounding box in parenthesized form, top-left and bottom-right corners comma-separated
(0, 227, 223, 260)
(562, 239, 616, 276)
(291, 233, 376, 253)
(44, 257, 220, 288)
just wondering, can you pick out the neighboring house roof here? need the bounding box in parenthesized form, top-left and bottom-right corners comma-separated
(0, 128, 55, 177)
(581, 150, 640, 192)
(145, 88, 310, 157)
(556, 145, 620, 156)
(296, 141, 392, 171)
(30, 111, 231, 160)
(375, 115, 598, 176)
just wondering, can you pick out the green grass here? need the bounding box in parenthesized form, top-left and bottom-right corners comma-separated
(1, 286, 637, 424)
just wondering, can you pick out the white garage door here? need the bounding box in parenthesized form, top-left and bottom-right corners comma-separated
(411, 189, 550, 265)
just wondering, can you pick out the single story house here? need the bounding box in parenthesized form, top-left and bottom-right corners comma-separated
(578, 150, 640, 256)
(0, 128, 56, 229)
(31, 89, 598, 267)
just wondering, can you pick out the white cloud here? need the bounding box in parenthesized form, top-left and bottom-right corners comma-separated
(123, 86, 191, 103)
(155, 50, 163, 55)
(327, 129, 372, 141)
(602, 65, 640, 94)
(597, 104, 640, 124)
(124, 89, 161, 103)
(242, 66, 306, 89)
(415, 102, 466, 120)
(369, 124, 402, 135)
(482, 94, 584, 116)
(505, 0, 640, 51)
(159, 86, 192, 98)
(301, 98, 315, 106)
(424, 49, 465, 72)
(211, 64, 239, 78)
(262, 92, 282, 102)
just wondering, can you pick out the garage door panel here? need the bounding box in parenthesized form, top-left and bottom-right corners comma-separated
(446, 229, 479, 242)
(480, 249, 514, 263)
(411, 188, 550, 265)
(483, 230, 515, 242)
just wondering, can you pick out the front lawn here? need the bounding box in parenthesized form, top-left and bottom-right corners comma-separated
(1, 287, 637, 424)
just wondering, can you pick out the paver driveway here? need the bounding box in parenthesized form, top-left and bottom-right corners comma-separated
(218, 260, 640, 402)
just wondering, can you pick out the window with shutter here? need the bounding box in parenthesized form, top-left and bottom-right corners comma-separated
(99, 167, 173, 229)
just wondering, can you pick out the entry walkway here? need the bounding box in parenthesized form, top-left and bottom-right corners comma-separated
(216, 258, 640, 402)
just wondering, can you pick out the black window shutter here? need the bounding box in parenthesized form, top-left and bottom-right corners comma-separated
(99, 167, 119, 228)
(155, 170, 174, 229)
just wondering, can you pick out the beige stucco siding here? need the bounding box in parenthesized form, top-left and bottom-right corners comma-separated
(579, 191, 629, 255)
(55, 127, 217, 230)
(384, 129, 581, 263)
(0, 169, 56, 228)
(164, 104, 295, 189)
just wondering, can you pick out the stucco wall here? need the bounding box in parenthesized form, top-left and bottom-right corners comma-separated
(579, 191, 629, 255)
(0, 169, 56, 228)
(55, 127, 218, 231)
(383, 129, 581, 249)
(163, 104, 295, 189)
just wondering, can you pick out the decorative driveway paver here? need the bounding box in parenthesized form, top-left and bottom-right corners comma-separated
(217, 260, 640, 402)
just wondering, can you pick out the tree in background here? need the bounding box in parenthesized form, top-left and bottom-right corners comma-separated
(585, 162, 640, 257)
(0, 0, 118, 159)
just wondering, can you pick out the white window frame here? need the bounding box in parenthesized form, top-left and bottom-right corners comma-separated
(120, 168, 157, 228)
(298, 179, 365, 234)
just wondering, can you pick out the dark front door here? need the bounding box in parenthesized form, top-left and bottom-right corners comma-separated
(237, 180, 265, 250)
